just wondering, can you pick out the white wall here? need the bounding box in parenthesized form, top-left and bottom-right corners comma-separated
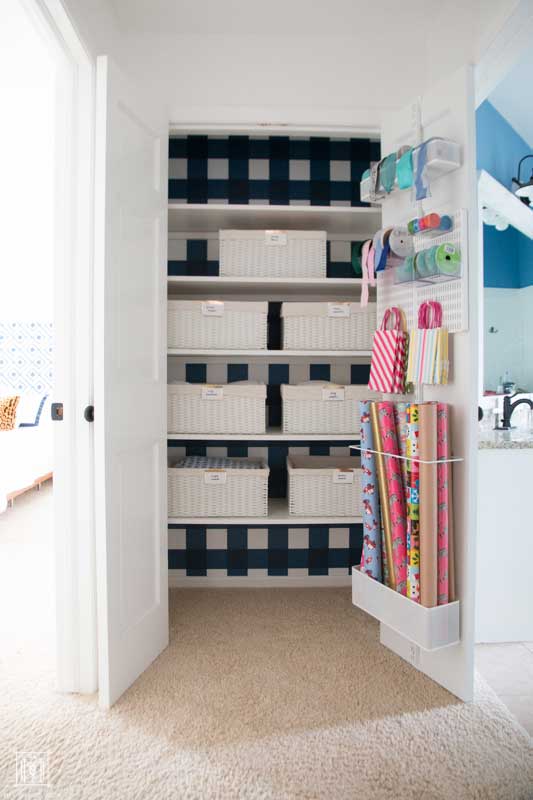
(0, 0, 56, 320)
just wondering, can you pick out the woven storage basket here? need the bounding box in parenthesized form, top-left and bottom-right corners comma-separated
(168, 457, 269, 517)
(281, 302, 376, 351)
(168, 382, 266, 434)
(287, 455, 362, 517)
(168, 299, 268, 349)
(281, 383, 379, 434)
(219, 230, 327, 278)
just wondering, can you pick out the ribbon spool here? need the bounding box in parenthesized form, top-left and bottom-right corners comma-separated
(389, 227, 414, 258)
(435, 243, 461, 275)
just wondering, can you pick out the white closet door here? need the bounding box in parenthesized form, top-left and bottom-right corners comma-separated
(378, 66, 478, 701)
(93, 56, 168, 708)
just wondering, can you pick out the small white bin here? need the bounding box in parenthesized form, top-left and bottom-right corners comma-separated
(287, 455, 362, 517)
(352, 567, 460, 651)
(281, 382, 379, 434)
(281, 302, 376, 351)
(168, 382, 266, 434)
(168, 299, 268, 350)
(219, 230, 327, 278)
(168, 456, 269, 517)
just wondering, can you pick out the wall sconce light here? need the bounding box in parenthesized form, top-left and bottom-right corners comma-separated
(512, 155, 533, 206)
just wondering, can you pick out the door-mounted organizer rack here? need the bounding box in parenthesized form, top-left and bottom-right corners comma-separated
(351, 443, 463, 650)
(360, 138, 462, 203)
(377, 208, 469, 334)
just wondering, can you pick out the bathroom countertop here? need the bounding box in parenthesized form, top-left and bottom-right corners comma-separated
(478, 429, 533, 449)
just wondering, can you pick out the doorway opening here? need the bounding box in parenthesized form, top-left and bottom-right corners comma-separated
(475, 45, 533, 736)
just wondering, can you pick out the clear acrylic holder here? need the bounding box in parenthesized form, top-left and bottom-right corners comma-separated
(349, 444, 463, 465)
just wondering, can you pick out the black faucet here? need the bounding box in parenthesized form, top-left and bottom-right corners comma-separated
(496, 393, 533, 430)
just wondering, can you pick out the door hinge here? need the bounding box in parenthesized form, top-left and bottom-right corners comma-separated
(51, 402, 64, 421)
(84, 405, 95, 423)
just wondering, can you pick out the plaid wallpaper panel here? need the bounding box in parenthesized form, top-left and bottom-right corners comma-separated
(168, 524, 363, 578)
(168, 237, 363, 279)
(169, 135, 380, 206)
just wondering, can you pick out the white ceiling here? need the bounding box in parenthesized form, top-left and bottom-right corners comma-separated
(489, 46, 533, 147)
(108, 0, 439, 36)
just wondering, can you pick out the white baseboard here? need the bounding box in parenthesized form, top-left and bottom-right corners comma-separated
(168, 573, 351, 588)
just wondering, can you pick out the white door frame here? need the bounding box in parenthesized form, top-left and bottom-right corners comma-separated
(25, 0, 98, 694)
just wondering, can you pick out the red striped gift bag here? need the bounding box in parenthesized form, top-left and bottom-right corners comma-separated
(368, 307, 408, 394)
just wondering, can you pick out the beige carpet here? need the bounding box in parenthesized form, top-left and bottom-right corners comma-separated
(1, 489, 532, 798)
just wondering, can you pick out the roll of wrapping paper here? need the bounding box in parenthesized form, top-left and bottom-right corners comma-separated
(380, 520, 390, 587)
(437, 403, 451, 605)
(370, 402, 396, 590)
(394, 402, 410, 501)
(406, 404, 420, 602)
(419, 402, 438, 608)
(377, 402, 408, 594)
(359, 401, 382, 581)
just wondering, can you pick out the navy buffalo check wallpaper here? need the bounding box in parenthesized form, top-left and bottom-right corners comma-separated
(169, 135, 380, 206)
(167, 134, 376, 582)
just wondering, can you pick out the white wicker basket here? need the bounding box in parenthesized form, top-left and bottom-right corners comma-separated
(281, 302, 376, 351)
(168, 382, 266, 434)
(219, 230, 327, 278)
(281, 383, 379, 434)
(168, 457, 269, 517)
(168, 299, 268, 349)
(287, 455, 362, 517)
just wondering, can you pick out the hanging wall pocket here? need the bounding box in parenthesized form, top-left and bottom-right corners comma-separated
(406, 301, 449, 385)
(368, 307, 408, 394)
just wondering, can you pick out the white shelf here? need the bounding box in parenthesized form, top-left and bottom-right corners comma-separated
(168, 497, 362, 526)
(168, 348, 372, 359)
(352, 567, 460, 651)
(478, 169, 533, 239)
(168, 202, 381, 236)
(167, 275, 365, 296)
(168, 427, 359, 441)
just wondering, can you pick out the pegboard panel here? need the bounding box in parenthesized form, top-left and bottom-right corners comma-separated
(376, 209, 468, 333)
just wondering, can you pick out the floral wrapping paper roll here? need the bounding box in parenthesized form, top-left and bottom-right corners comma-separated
(406, 404, 420, 602)
(376, 401, 408, 594)
(437, 403, 450, 605)
(359, 401, 382, 581)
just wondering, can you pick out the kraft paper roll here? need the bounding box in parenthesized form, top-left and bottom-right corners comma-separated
(370, 402, 396, 591)
(437, 403, 450, 605)
(377, 401, 408, 595)
(419, 402, 438, 608)
(359, 401, 382, 581)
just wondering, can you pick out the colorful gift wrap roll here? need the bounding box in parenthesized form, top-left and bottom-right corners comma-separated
(437, 403, 451, 605)
(376, 401, 408, 595)
(394, 402, 410, 501)
(359, 401, 382, 581)
(406, 403, 420, 602)
(419, 402, 438, 608)
(370, 402, 396, 591)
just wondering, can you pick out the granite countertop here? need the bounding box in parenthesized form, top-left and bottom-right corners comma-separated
(479, 429, 533, 450)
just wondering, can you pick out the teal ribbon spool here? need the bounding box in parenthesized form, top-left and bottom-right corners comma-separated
(415, 250, 430, 278)
(396, 147, 414, 189)
(435, 243, 461, 275)
(380, 153, 397, 193)
(351, 242, 363, 277)
(396, 256, 414, 283)
(425, 245, 439, 275)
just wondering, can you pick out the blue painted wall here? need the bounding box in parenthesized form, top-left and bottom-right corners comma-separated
(476, 101, 533, 288)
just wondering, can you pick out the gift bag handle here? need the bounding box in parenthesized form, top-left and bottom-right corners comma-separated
(380, 306, 404, 331)
(418, 300, 442, 329)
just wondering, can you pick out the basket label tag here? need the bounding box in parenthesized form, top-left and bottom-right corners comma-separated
(333, 469, 354, 484)
(265, 230, 287, 246)
(202, 386, 224, 400)
(204, 470, 227, 485)
(202, 301, 224, 317)
(328, 303, 351, 318)
(322, 387, 345, 401)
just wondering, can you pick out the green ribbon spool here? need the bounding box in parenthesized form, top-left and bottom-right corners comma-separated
(435, 243, 461, 275)
(380, 153, 397, 193)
